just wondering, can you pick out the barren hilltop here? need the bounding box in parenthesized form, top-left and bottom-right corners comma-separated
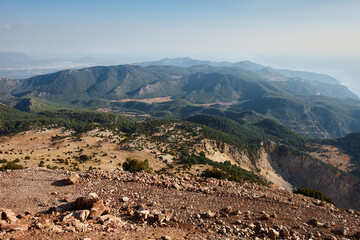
(0, 168, 359, 240)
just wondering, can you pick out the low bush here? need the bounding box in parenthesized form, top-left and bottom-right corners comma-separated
(122, 157, 152, 173)
(0, 160, 25, 171)
(78, 154, 90, 163)
(293, 187, 333, 204)
(201, 168, 228, 179)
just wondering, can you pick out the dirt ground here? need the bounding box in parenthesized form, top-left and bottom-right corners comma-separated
(0, 128, 167, 172)
(0, 168, 359, 239)
(308, 143, 354, 172)
(113, 96, 173, 104)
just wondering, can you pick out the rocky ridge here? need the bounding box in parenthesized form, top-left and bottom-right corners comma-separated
(0, 168, 359, 239)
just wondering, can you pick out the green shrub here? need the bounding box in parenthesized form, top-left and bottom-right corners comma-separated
(122, 157, 152, 173)
(180, 153, 268, 185)
(294, 187, 333, 204)
(0, 160, 25, 171)
(78, 154, 90, 163)
(201, 168, 228, 180)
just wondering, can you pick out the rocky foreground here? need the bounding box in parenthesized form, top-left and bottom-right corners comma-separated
(0, 168, 359, 239)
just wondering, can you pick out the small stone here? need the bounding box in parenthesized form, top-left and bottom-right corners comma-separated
(261, 213, 270, 220)
(165, 212, 173, 221)
(216, 219, 225, 225)
(151, 209, 161, 216)
(0, 208, 18, 224)
(66, 173, 80, 185)
(341, 226, 349, 236)
(137, 203, 148, 211)
(48, 224, 63, 233)
(222, 206, 232, 213)
(74, 210, 90, 222)
(234, 219, 242, 225)
(72, 219, 87, 232)
(63, 211, 76, 221)
(90, 200, 108, 218)
(161, 236, 172, 240)
(121, 197, 129, 202)
(233, 209, 241, 215)
(75, 193, 99, 209)
(205, 210, 215, 218)
(220, 212, 228, 218)
(248, 223, 255, 229)
(268, 228, 280, 239)
(98, 215, 122, 224)
(172, 183, 181, 190)
(138, 209, 150, 219)
(157, 213, 166, 224)
(279, 226, 290, 237)
(0, 223, 28, 231)
(308, 218, 318, 226)
(323, 222, 331, 228)
(346, 209, 355, 215)
(39, 201, 48, 207)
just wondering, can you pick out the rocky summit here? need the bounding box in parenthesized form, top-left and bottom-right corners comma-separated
(0, 168, 359, 239)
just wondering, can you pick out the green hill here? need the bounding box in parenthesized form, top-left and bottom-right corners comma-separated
(2, 63, 360, 138)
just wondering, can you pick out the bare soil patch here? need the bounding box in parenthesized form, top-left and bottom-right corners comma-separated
(308, 144, 354, 172)
(113, 96, 173, 104)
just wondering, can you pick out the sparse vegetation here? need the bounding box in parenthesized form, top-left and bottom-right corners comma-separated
(0, 160, 25, 171)
(180, 153, 268, 186)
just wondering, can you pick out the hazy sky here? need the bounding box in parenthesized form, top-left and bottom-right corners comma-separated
(1, 0, 360, 94)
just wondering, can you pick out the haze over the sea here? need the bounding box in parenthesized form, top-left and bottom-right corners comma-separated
(1, 0, 359, 95)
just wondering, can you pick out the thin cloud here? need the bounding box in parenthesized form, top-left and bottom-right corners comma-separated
(1, 22, 30, 30)
(5, 23, 13, 29)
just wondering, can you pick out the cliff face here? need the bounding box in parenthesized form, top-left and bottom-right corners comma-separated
(196, 140, 294, 191)
(199, 139, 360, 210)
(265, 144, 360, 210)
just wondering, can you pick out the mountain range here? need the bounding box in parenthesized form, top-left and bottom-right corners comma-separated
(137, 57, 340, 84)
(1, 58, 359, 139)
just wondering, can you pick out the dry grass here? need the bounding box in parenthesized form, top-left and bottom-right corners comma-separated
(308, 143, 354, 172)
(0, 128, 166, 172)
(112, 96, 173, 104)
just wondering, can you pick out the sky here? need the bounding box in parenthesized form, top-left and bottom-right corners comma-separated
(0, 0, 360, 94)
